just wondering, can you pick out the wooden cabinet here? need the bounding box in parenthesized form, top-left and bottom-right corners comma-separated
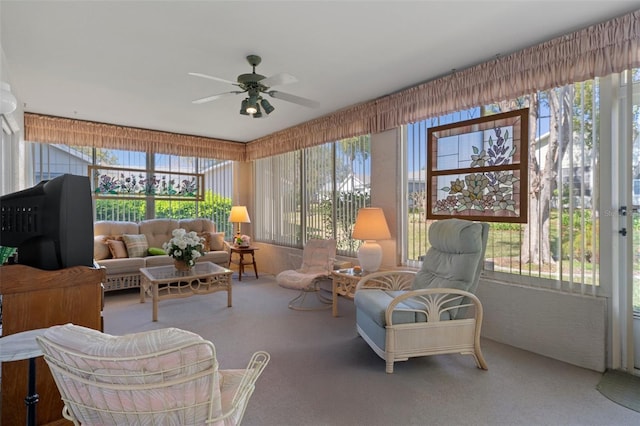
(0, 264, 104, 426)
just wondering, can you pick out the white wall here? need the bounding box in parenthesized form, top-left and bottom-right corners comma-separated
(371, 128, 400, 269)
(477, 278, 607, 372)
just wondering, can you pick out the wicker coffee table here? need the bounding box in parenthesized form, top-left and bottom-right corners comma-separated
(140, 261, 233, 321)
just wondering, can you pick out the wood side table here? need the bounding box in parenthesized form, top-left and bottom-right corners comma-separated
(229, 246, 259, 281)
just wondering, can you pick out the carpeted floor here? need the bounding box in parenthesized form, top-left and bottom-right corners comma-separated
(103, 274, 640, 426)
(597, 369, 640, 413)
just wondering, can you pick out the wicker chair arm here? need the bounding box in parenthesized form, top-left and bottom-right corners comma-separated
(384, 288, 483, 326)
(208, 351, 271, 424)
(355, 270, 417, 292)
(229, 351, 270, 410)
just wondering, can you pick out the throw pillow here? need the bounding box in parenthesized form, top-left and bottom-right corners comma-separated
(207, 232, 226, 251)
(148, 247, 166, 256)
(197, 232, 211, 252)
(93, 236, 111, 261)
(122, 234, 149, 258)
(106, 239, 128, 259)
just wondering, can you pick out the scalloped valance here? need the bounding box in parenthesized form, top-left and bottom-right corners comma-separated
(24, 113, 246, 161)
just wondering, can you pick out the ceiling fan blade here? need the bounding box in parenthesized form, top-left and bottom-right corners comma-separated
(188, 72, 237, 86)
(192, 91, 241, 104)
(260, 72, 298, 88)
(268, 91, 319, 108)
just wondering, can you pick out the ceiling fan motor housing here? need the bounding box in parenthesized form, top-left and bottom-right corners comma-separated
(237, 73, 266, 86)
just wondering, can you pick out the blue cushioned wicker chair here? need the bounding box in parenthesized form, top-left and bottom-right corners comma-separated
(354, 218, 489, 373)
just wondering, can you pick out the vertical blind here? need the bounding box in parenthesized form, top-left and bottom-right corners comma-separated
(255, 136, 370, 256)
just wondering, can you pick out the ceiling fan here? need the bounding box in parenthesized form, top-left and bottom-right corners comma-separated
(189, 55, 319, 118)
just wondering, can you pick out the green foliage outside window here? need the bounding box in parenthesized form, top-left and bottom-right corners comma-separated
(95, 190, 234, 236)
(319, 190, 370, 252)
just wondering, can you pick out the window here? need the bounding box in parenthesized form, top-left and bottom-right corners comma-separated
(404, 81, 600, 291)
(255, 136, 370, 256)
(30, 144, 233, 229)
(404, 109, 481, 266)
(255, 150, 300, 247)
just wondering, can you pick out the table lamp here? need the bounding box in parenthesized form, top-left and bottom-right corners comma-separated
(351, 207, 391, 272)
(228, 206, 251, 239)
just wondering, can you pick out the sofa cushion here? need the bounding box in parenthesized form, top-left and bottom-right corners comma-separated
(139, 219, 179, 248)
(198, 232, 211, 252)
(122, 234, 149, 258)
(94, 221, 139, 237)
(144, 255, 175, 267)
(199, 251, 230, 265)
(94, 234, 124, 260)
(207, 232, 226, 251)
(97, 257, 145, 275)
(179, 218, 216, 233)
(106, 239, 128, 259)
(94, 236, 111, 261)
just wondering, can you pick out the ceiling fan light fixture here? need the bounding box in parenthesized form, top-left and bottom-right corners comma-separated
(246, 97, 258, 114)
(253, 104, 263, 118)
(261, 98, 275, 114)
(240, 99, 250, 115)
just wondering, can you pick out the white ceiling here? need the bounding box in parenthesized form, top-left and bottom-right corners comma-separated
(2, 1, 639, 144)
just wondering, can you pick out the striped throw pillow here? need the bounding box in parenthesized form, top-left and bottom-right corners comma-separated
(122, 234, 149, 258)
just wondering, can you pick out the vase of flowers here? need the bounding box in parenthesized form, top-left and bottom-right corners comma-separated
(234, 234, 251, 248)
(163, 228, 205, 271)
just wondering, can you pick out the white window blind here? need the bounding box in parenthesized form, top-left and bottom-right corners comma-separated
(255, 150, 301, 247)
(255, 136, 371, 256)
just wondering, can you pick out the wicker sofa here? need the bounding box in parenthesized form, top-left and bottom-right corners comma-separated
(94, 218, 230, 292)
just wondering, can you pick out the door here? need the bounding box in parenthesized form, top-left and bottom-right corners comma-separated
(620, 69, 640, 374)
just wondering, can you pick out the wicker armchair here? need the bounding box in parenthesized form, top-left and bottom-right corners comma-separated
(354, 219, 489, 373)
(36, 324, 269, 425)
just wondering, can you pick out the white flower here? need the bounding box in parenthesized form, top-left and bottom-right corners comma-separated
(164, 228, 205, 265)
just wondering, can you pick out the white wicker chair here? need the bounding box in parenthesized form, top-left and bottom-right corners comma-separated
(36, 324, 269, 425)
(276, 239, 336, 310)
(354, 219, 489, 373)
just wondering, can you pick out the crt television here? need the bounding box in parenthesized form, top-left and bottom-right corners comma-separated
(0, 174, 94, 270)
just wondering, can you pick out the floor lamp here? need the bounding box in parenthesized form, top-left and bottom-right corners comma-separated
(352, 207, 391, 272)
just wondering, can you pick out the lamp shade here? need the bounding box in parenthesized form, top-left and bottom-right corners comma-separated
(352, 208, 391, 241)
(240, 99, 250, 115)
(261, 98, 275, 114)
(229, 206, 251, 224)
(352, 208, 391, 272)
